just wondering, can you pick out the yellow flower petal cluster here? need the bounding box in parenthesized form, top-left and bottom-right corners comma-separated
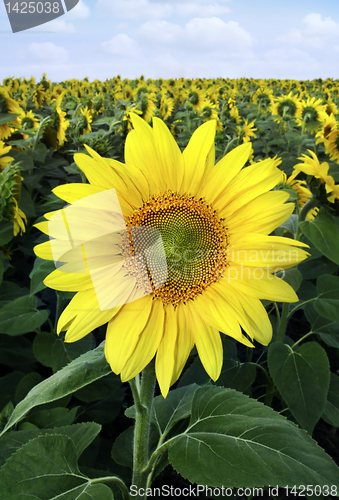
(34, 115, 309, 397)
(294, 150, 339, 202)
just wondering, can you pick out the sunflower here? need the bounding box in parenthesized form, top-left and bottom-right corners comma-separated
(0, 89, 23, 140)
(160, 97, 174, 121)
(280, 171, 317, 220)
(53, 94, 69, 147)
(252, 87, 274, 111)
(17, 110, 40, 140)
(315, 114, 338, 148)
(237, 119, 257, 143)
(294, 150, 339, 201)
(187, 88, 207, 112)
(34, 115, 309, 397)
(271, 93, 302, 120)
(325, 128, 339, 163)
(298, 97, 327, 132)
(12, 198, 27, 236)
(0, 141, 14, 170)
(78, 107, 92, 135)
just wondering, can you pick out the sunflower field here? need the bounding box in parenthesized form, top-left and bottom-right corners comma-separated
(1, 74, 339, 499)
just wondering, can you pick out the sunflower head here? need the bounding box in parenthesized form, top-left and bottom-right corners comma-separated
(34, 115, 309, 396)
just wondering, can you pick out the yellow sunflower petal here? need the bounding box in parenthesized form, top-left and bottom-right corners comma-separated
(44, 269, 93, 292)
(59, 289, 121, 342)
(152, 117, 184, 192)
(105, 295, 153, 374)
(155, 305, 178, 398)
(224, 267, 298, 303)
(52, 183, 106, 203)
(33, 240, 54, 260)
(197, 142, 251, 202)
(126, 113, 164, 194)
(181, 120, 216, 195)
(120, 299, 165, 381)
(227, 191, 294, 235)
(186, 300, 223, 381)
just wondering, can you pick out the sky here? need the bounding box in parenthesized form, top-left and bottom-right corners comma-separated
(0, 0, 339, 82)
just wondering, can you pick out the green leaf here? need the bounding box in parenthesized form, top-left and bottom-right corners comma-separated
(0, 422, 101, 467)
(0, 261, 4, 288)
(15, 372, 43, 404)
(0, 221, 14, 246)
(29, 407, 78, 428)
(29, 258, 56, 295)
(280, 213, 298, 234)
(0, 113, 20, 125)
(267, 342, 330, 433)
(322, 373, 339, 427)
(279, 267, 303, 292)
(168, 386, 339, 488)
(0, 335, 36, 369)
(33, 331, 94, 372)
(0, 295, 49, 335)
(299, 210, 339, 265)
(0, 434, 83, 499)
(0, 434, 113, 499)
(217, 362, 257, 392)
(153, 384, 198, 433)
(304, 305, 339, 348)
(0, 372, 25, 410)
(1, 342, 111, 435)
(314, 274, 339, 322)
(111, 426, 134, 468)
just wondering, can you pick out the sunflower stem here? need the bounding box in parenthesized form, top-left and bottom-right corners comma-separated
(276, 302, 289, 342)
(298, 197, 319, 223)
(131, 359, 156, 499)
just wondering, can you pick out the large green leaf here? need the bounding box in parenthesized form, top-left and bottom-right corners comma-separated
(0, 422, 101, 467)
(0, 295, 49, 335)
(304, 305, 339, 348)
(0, 434, 113, 500)
(0, 113, 20, 125)
(267, 342, 330, 433)
(1, 342, 111, 435)
(33, 331, 94, 372)
(298, 210, 339, 265)
(29, 258, 56, 295)
(313, 274, 339, 322)
(0, 221, 15, 246)
(322, 373, 339, 427)
(168, 386, 339, 488)
(152, 384, 198, 433)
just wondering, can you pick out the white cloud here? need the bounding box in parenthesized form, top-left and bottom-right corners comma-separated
(19, 42, 69, 63)
(176, 3, 231, 17)
(279, 13, 339, 49)
(137, 20, 182, 45)
(100, 34, 141, 58)
(185, 17, 252, 50)
(96, 0, 172, 20)
(38, 19, 76, 32)
(66, 0, 90, 19)
(138, 17, 252, 54)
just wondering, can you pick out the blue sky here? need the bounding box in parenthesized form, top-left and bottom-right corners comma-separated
(0, 0, 339, 82)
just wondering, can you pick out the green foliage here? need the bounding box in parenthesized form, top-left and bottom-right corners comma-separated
(168, 386, 339, 488)
(1, 75, 339, 496)
(268, 342, 330, 433)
